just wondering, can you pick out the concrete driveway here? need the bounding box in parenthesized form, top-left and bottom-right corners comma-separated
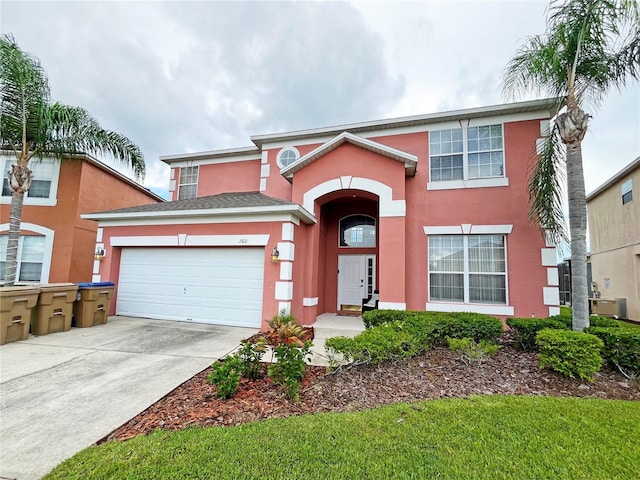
(0, 316, 256, 480)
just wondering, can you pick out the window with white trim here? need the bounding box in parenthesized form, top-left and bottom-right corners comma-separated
(0, 235, 46, 282)
(178, 166, 198, 200)
(428, 234, 507, 304)
(2, 158, 57, 199)
(276, 147, 300, 168)
(429, 124, 504, 182)
(621, 179, 633, 205)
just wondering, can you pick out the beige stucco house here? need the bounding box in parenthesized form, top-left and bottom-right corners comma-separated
(587, 156, 640, 321)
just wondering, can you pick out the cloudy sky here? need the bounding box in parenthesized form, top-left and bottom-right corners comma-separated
(2, 0, 638, 199)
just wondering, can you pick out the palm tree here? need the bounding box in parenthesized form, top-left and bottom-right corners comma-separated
(503, 0, 639, 331)
(1, 34, 145, 286)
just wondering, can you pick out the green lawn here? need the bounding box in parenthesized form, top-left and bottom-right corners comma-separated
(45, 396, 640, 480)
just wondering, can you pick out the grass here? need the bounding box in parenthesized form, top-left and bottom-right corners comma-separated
(45, 396, 640, 480)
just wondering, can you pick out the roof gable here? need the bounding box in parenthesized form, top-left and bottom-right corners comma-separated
(280, 132, 418, 180)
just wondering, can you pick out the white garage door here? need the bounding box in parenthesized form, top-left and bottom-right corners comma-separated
(116, 247, 264, 328)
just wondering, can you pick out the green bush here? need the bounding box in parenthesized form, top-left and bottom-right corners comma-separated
(207, 356, 243, 399)
(550, 314, 619, 329)
(506, 317, 567, 351)
(536, 328, 604, 382)
(268, 341, 312, 401)
(585, 327, 640, 379)
(447, 337, 500, 366)
(325, 323, 421, 367)
(361, 309, 421, 328)
(236, 338, 267, 380)
(439, 313, 504, 344)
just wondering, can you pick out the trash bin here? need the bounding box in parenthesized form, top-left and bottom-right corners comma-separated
(73, 282, 115, 328)
(1, 286, 40, 345)
(31, 283, 79, 336)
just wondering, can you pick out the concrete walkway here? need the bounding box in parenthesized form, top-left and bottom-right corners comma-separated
(0, 316, 256, 480)
(309, 313, 365, 366)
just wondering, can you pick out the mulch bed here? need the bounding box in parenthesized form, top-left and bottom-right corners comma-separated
(99, 334, 639, 444)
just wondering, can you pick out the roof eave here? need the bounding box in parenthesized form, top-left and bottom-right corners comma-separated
(586, 156, 640, 202)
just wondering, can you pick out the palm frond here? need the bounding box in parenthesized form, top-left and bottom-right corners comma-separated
(0, 34, 50, 157)
(528, 126, 568, 244)
(42, 103, 145, 179)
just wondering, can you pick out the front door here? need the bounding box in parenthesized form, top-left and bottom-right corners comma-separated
(338, 255, 375, 310)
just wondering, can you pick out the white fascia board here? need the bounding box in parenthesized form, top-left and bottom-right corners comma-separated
(93, 213, 303, 227)
(82, 204, 317, 225)
(281, 131, 417, 178)
(169, 154, 261, 168)
(160, 146, 259, 164)
(251, 98, 558, 147)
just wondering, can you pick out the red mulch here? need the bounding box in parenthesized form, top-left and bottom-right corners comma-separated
(99, 334, 639, 444)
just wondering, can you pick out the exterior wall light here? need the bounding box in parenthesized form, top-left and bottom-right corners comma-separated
(271, 246, 280, 263)
(95, 247, 105, 261)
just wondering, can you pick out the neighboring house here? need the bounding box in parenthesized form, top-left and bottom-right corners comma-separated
(587, 156, 640, 321)
(0, 153, 164, 284)
(85, 99, 561, 330)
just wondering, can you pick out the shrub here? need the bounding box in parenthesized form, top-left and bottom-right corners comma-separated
(439, 313, 504, 344)
(549, 314, 619, 329)
(266, 310, 307, 346)
(506, 317, 567, 351)
(268, 341, 312, 401)
(362, 309, 421, 328)
(325, 323, 421, 367)
(207, 356, 243, 399)
(585, 327, 640, 379)
(536, 328, 604, 382)
(447, 337, 500, 367)
(236, 338, 267, 380)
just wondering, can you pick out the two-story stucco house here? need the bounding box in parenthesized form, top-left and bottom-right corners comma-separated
(587, 156, 639, 321)
(85, 99, 561, 331)
(0, 153, 163, 284)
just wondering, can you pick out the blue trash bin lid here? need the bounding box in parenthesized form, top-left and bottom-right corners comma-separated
(77, 282, 115, 287)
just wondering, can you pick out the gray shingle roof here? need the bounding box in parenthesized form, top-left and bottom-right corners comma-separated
(94, 191, 298, 215)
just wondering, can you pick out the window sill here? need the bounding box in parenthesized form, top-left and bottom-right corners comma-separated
(427, 177, 508, 191)
(1, 196, 57, 206)
(426, 302, 514, 316)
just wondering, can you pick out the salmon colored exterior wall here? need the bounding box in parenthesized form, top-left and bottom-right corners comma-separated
(98, 107, 558, 329)
(0, 157, 161, 283)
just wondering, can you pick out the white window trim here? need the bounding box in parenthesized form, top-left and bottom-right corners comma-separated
(621, 179, 633, 205)
(0, 156, 61, 206)
(276, 146, 300, 169)
(178, 165, 198, 200)
(0, 222, 54, 283)
(426, 232, 511, 311)
(427, 124, 508, 191)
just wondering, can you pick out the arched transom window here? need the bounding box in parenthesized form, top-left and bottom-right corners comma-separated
(339, 214, 376, 248)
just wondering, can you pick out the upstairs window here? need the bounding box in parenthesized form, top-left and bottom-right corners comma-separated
(429, 124, 504, 182)
(178, 166, 198, 200)
(339, 215, 376, 248)
(277, 147, 300, 168)
(622, 179, 633, 205)
(2, 158, 57, 200)
(0, 235, 46, 282)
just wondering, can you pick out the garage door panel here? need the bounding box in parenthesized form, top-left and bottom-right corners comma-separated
(117, 247, 264, 328)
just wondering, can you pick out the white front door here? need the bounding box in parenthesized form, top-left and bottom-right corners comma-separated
(338, 255, 375, 310)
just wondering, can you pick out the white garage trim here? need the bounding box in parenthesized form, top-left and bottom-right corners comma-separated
(116, 247, 264, 328)
(111, 234, 270, 247)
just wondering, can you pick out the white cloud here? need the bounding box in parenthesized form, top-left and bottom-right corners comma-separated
(2, 0, 638, 197)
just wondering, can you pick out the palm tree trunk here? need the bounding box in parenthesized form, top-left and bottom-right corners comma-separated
(565, 141, 589, 331)
(5, 190, 25, 286)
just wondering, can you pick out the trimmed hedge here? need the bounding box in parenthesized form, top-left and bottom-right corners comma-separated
(327, 311, 504, 368)
(585, 327, 640, 378)
(361, 310, 504, 345)
(506, 317, 567, 351)
(549, 314, 620, 329)
(325, 323, 421, 365)
(536, 328, 604, 382)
